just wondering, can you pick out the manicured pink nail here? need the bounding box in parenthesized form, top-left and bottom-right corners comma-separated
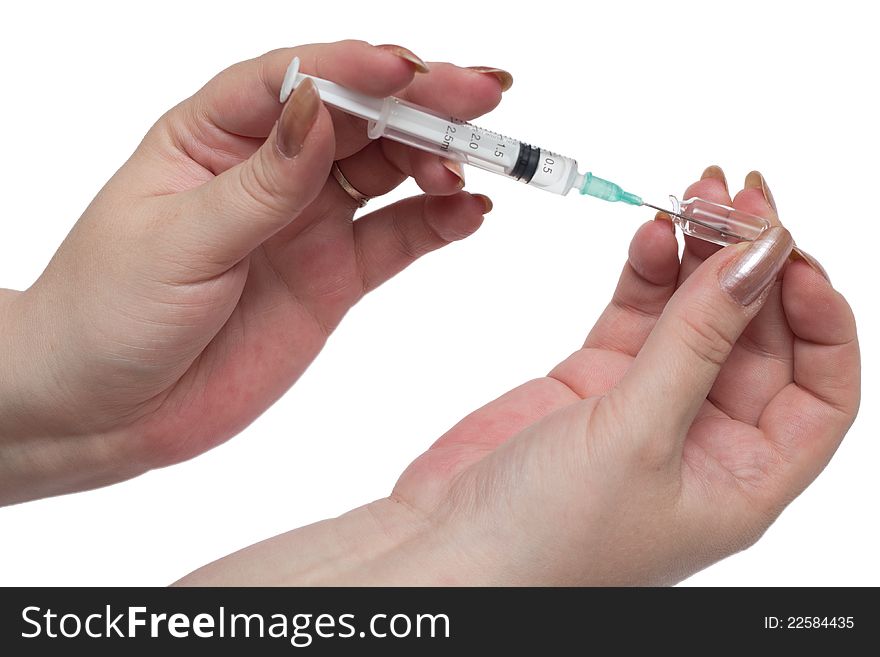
(467, 66, 514, 92)
(441, 159, 465, 188)
(720, 226, 793, 305)
(376, 45, 430, 73)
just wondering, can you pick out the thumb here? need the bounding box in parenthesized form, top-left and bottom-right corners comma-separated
(610, 226, 793, 442)
(178, 78, 334, 273)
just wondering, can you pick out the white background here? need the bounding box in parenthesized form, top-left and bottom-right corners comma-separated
(0, 0, 876, 586)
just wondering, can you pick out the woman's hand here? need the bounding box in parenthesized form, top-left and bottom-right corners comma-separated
(0, 41, 506, 504)
(179, 168, 859, 586)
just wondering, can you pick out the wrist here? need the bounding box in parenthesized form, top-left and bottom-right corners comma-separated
(0, 287, 57, 504)
(175, 496, 488, 586)
(359, 509, 496, 586)
(0, 289, 34, 434)
(0, 288, 145, 505)
(0, 286, 76, 435)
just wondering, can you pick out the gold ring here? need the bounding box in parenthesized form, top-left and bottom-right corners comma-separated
(331, 162, 371, 208)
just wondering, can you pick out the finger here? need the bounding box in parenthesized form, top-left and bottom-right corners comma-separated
(335, 62, 507, 197)
(353, 192, 490, 293)
(171, 41, 424, 173)
(409, 154, 467, 195)
(606, 225, 794, 451)
(732, 171, 779, 222)
(581, 216, 680, 358)
(194, 41, 421, 136)
(335, 141, 465, 199)
(330, 141, 407, 199)
(677, 166, 734, 283)
(398, 62, 507, 118)
(706, 171, 791, 424)
(761, 260, 859, 493)
(172, 78, 335, 275)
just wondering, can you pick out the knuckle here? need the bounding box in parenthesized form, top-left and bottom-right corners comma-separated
(339, 38, 370, 49)
(390, 206, 433, 261)
(678, 303, 737, 368)
(594, 392, 678, 470)
(633, 435, 679, 472)
(237, 152, 289, 218)
(255, 53, 277, 100)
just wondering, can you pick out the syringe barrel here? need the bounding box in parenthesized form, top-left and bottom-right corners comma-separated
(282, 59, 580, 195)
(367, 96, 579, 195)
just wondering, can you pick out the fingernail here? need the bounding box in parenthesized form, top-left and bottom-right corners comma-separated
(701, 165, 729, 194)
(720, 226, 793, 305)
(790, 246, 831, 284)
(745, 170, 777, 213)
(653, 210, 675, 232)
(441, 159, 465, 188)
(377, 44, 430, 73)
(275, 78, 320, 159)
(467, 66, 514, 92)
(473, 194, 493, 214)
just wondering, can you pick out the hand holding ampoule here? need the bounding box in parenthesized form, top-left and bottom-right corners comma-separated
(179, 167, 858, 586)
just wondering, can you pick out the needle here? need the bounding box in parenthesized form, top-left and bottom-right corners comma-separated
(641, 202, 690, 222)
(641, 202, 753, 243)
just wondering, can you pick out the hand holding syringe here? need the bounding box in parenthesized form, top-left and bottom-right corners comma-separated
(281, 57, 770, 247)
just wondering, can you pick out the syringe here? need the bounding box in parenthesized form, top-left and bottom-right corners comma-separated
(280, 57, 770, 247)
(280, 57, 640, 202)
